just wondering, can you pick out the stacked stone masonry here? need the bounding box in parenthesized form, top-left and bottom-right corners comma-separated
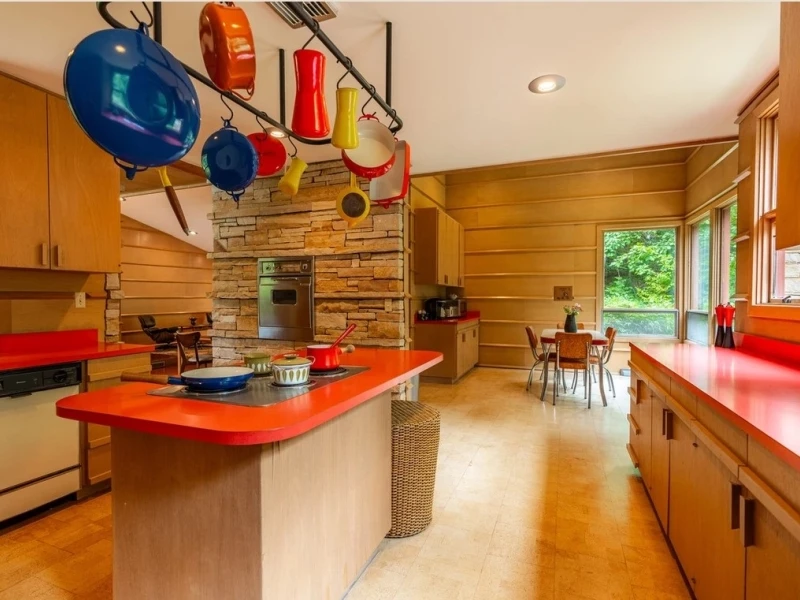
(209, 160, 409, 397)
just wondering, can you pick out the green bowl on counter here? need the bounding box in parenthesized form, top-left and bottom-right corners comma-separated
(244, 353, 272, 376)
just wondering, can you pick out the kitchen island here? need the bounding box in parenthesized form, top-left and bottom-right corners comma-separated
(56, 348, 442, 600)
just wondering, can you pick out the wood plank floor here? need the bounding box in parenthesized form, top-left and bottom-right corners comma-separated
(0, 367, 688, 599)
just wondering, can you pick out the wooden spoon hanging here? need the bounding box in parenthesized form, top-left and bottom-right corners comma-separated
(157, 166, 191, 235)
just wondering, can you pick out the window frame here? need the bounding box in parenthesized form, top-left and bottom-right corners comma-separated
(596, 222, 683, 341)
(717, 199, 738, 305)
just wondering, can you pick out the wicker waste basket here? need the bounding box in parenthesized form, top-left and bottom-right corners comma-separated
(387, 400, 441, 538)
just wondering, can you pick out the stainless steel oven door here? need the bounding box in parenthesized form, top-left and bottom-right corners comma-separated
(258, 276, 313, 341)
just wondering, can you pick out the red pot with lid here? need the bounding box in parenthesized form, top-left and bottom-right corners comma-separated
(306, 324, 356, 371)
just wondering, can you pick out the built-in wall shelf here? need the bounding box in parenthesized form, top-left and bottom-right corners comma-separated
(733, 168, 752, 185)
(733, 231, 751, 244)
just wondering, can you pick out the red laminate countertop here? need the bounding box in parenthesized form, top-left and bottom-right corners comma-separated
(56, 349, 443, 446)
(0, 329, 153, 371)
(415, 311, 480, 325)
(632, 342, 800, 472)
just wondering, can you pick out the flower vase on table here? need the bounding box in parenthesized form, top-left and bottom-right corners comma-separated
(563, 303, 582, 333)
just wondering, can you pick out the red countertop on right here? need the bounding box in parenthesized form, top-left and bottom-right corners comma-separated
(631, 342, 800, 471)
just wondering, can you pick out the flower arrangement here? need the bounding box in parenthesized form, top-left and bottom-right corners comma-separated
(563, 303, 582, 316)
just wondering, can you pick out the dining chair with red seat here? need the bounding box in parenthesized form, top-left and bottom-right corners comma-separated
(551, 332, 593, 407)
(524, 326, 548, 391)
(590, 326, 618, 397)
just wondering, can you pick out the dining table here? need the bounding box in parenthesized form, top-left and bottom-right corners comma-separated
(539, 329, 609, 405)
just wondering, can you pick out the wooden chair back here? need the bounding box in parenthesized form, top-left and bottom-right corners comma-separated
(555, 332, 592, 361)
(525, 326, 542, 360)
(176, 332, 201, 371)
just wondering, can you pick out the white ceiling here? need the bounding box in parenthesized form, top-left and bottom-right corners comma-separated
(0, 2, 779, 176)
(121, 186, 214, 251)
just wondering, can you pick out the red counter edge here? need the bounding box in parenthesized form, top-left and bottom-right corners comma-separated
(56, 352, 443, 446)
(630, 343, 800, 472)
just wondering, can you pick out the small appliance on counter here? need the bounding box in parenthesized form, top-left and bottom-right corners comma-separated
(424, 298, 463, 320)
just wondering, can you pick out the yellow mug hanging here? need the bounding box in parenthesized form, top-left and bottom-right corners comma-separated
(336, 173, 370, 227)
(278, 156, 307, 197)
(332, 87, 359, 150)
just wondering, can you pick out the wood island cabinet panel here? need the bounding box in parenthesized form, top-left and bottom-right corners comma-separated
(745, 498, 800, 599)
(0, 74, 50, 269)
(667, 414, 700, 594)
(416, 322, 479, 382)
(47, 95, 120, 273)
(777, 3, 800, 250)
(649, 392, 670, 529)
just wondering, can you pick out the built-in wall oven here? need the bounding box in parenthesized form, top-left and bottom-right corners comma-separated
(258, 257, 314, 341)
(0, 363, 81, 523)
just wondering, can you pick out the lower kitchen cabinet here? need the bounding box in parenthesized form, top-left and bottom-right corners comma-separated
(415, 320, 479, 383)
(630, 359, 800, 600)
(649, 392, 670, 528)
(744, 498, 800, 598)
(83, 353, 151, 487)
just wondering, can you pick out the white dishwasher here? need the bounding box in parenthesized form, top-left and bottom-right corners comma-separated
(0, 363, 81, 523)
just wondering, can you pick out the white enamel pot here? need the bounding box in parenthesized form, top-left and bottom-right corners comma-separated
(269, 353, 315, 386)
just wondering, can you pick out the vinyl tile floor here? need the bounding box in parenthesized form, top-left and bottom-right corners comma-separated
(0, 367, 689, 600)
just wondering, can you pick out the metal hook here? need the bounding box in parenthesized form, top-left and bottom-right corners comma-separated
(301, 30, 316, 50)
(337, 57, 354, 89)
(130, 1, 154, 27)
(220, 94, 234, 127)
(386, 109, 398, 130)
(287, 136, 298, 158)
(255, 114, 269, 135)
(361, 85, 377, 117)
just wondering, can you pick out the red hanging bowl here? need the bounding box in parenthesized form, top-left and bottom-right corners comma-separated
(247, 132, 286, 177)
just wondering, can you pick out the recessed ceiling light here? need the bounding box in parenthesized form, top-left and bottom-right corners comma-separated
(267, 127, 287, 139)
(119, 196, 126, 202)
(528, 74, 566, 94)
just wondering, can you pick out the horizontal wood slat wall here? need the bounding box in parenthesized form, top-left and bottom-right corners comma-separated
(446, 147, 694, 369)
(120, 215, 212, 342)
(685, 142, 739, 216)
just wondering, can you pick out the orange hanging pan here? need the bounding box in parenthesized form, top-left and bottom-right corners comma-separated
(199, 2, 256, 100)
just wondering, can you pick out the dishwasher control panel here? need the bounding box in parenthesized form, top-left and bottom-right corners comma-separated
(0, 363, 81, 397)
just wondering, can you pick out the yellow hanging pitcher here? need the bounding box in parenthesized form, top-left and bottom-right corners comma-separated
(331, 88, 359, 150)
(278, 156, 308, 197)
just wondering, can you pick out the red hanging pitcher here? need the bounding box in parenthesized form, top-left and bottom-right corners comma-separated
(291, 49, 330, 138)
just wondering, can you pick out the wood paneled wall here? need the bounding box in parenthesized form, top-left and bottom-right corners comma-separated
(0, 270, 107, 338)
(685, 142, 739, 216)
(444, 147, 696, 369)
(120, 216, 212, 344)
(408, 176, 448, 349)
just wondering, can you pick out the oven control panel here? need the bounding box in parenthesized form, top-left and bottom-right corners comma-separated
(259, 258, 313, 276)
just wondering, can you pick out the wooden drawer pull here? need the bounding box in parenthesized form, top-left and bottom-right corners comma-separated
(739, 466, 800, 545)
(730, 483, 742, 530)
(628, 387, 638, 405)
(41, 242, 49, 266)
(662, 408, 673, 440)
(626, 443, 639, 468)
(740, 495, 755, 547)
(627, 414, 641, 435)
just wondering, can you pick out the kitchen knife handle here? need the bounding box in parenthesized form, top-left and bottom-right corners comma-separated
(40, 243, 49, 266)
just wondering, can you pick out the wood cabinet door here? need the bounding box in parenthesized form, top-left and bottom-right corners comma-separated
(470, 325, 479, 366)
(692, 443, 744, 600)
(0, 74, 50, 269)
(745, 498, 800, 599)
(777, 3, 800, 250)
(456, 328, 469, 378)
(668, 414, 700, 593)
(649, 392, 670, 528)
(631, 379, 652, 485)
(442, 215, 458, 287)
(435, 211, 448, 285)
(47, 95, 120, 272)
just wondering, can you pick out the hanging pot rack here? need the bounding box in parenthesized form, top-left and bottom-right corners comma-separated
(96, 1, 402, 147)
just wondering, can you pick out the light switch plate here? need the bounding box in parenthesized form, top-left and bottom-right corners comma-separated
(554, 286, 574, 301)
(74, 292, 86, 309)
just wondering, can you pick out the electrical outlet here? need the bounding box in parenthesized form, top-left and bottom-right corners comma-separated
(74, 292, 86, 309)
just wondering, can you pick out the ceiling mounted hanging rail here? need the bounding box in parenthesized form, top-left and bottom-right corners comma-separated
(95, 1, 402, 146)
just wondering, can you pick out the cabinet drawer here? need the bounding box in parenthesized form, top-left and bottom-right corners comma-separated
(86, 444, 111, 485)
(87, 423, 111, 448)
(87, 353, 151, 382)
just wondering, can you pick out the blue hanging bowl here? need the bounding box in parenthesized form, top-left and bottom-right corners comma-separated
(63, 24, 201, 179)
(201, 126, 259, 202)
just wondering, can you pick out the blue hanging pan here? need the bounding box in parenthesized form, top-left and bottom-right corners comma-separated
(201, 122, 259, 203)
(63, 23, 201, 180)
(121, 366, 254, 392)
